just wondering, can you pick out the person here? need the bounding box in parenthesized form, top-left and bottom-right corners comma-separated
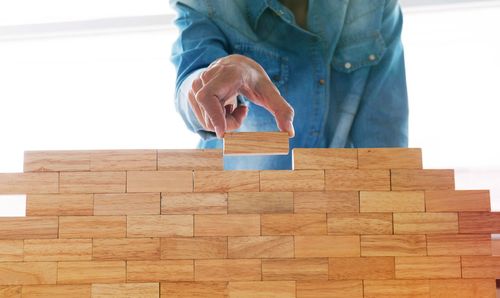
(170, 0, 408, 170)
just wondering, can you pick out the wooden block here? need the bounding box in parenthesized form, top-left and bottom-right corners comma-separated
(459, 212, 500, 233)
(195, 259, 261, 281)
(391, 169, 455, 191)
(59, 216, 126, 238)
(228, 236, 293, 258)
(461, 256, 500, 278)
(195, 215, 260, 236)
(57, 261, 125, 284)
(228, 192, 293, 214)
(292, 148, 358, 170)
(296, 280, 363, 298)
(0, 240, 23, 261)
(91, 283, 159, 298)
(261, 214, 326, 235)
(59, 172, 125, 193)
(24, 239, 92, 261)
(21, 285, 91, 298)
(127, 260, 193, 282)
(0, 286, 21, 298)
(294, 191, 359, 213)
(90, 149, 157, 171)
(160, 282, 228, 297)
(223, 132, 289, 156)
(395, 256, 461, 279)
(0, 173, 58, 194)
(162, 192, 227, 215)
(426, 234, 492, 256)
(161, 237, 227, 259)
(262, 258, 328, 281)
(327, 213, 393, 235)
(329, 257, 395, 280)
(24, 150, 90, 172)
(94, 193, 160, 215)
(228, 281, 295, 298)
(361, 235, 427, 257)
(26, 194, 93, 216)
(393, 212, 458, 234)
(158, 149, 223, 171)
(0, 262, 56, 285)
(260, 170, 324, 192)
(363, 280, 430, 298)
(325, 170, 390, 191)
(92, 238, 160, 260)
(127, 171, 193, 193)
(493, 238, 500, 256)
(194, 171, 259, 192)
(360, 191, 425, 212)
(294, 236, 359, 257)
(127, 215, 193, 237)
(426, 190, 490, 212)
(358, 148, 422, 169)
(429, 279, 497, 298)
(0, 217, 58, 239)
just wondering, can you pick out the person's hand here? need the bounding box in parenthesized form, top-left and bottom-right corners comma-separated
(188, 54, 295, 138)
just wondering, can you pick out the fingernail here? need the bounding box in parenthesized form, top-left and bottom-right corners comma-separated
(288, 121, 295, 138)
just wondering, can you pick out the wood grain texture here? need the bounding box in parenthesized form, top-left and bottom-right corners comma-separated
(262, 258, 328, 281)
(261, 214, 327, 235)
(89, 149, 157, 171)
(127, 171, 193, 193)
(127, 260, 193, 282)
(24, 150, 90, 172)
(426, 234, 492, 256)
(395, 256, 461, 279)
(493, 238, 500, 256)
(425, 190, 490, 212)
(461, 256, 500, 278)
(92, 238, 160, 260)
(228, 281, 295, 298)
(223, 132, 289, 156)
(0, 217, 58, 239)
(292, 148, 357, 169)
(293, 191, 359, 213)
(391, 169, 455, 191)
(361, 235, 427, 257)
(360, 191, 425, 212)
(161, 237, 227, 259)
(162, 192, 227, 214)
(158, 149, 223, 171)
(195, 259, 261, 281)
(294, 236, 360, 257)
(0, 262, 57, 285)
(194, 214, 260, 236)
(228, 192, 293, 214)
(0, 286, 21, 298)
(160, 282, 228, 297)
(0, 240, 23, 261)
(363, 280, 430, 298)
(0, 173, 58, 194)
(393, 212, 458, 234)
(358, 148, 422, 169)
(228, 236, 293, 258)
(127, 215, 193, 238)
(459, 212, 500, 233)
(57, 261, 126, 284)
(296, 280, 363, 298)
(91, 283, 159, 298)
(59, 216, 126, 238)
(429, 279, 497, 298)
(26, 194, 93, 216)
(194, 171, 259, 192)
(329, 257, 395, 280)
(59, 172, 125, 193)
(327, 213, 393, 235)
(24, 239, 92, 261)
(325, 170, 390, 191)
(260, 170, 324, 192)
(94, 193, 160, 215)
(22, 285, 91, 298)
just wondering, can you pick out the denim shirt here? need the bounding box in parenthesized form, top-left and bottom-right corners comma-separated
(170, 0, 409, 170)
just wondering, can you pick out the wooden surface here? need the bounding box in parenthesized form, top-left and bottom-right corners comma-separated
(292, 148, 357, 169)
(223, 132, 289, 156)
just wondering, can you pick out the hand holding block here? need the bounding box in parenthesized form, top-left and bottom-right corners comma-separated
(223, 132, 289, 155)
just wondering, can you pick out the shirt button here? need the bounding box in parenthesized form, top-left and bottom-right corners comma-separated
(319, 79, 325, 85)
(369, 54, 377, 61)
(344, 62, 352, 70)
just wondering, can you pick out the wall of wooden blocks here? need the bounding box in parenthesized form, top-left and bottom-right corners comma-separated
(0, 146, 499, 297)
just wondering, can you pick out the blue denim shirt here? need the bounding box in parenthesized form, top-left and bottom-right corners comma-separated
(170, 0, 408, 170)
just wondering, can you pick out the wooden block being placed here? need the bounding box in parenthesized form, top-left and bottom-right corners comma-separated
(160, 282, 228, 298)
(358, 148, 422, 169)
(360, 191, 425, 212)
(0, 240, 23, 261)
(261, 214, 327, 235)
(59, 172, 125, 193)
(0, 286, 21, 298)
(295, 236, 360, 257)
(89, 149, 157, 171)
(429, 279, 497, 298)
(329, 257, 395, 280)
(363, 280, 430, 298)
(0, 217, 58, 239)
(194, 171, 259, 192)
(228, 281, 295, 298)
(24, 150, 90, 172)
(328, 213, 393, 235)
(92, 238, 160, 260)
(21, 285, 91, 298)
(223, 132, 289, 155)
(426, 190, 490, 212)
(0, 262, 57, 285)
(395, 256, 461, 279)
(461, 256, 500, 278)
(127, 215, 193, 237)
(57, 261, 126, 284)
(94, 193, 160, 215)
(296, 280, 363, 298)
(391, 169, 455, 191)
(195, 259, 261, 281)
(393, 212, 458, 234)
(162, 192, 227, 215)
(260, 170, 324, 192)
(26, 194, 93, 216)
(158, 149, 223, 171)
(294, 191, 359, 213)
(292, 148, 358, 170)
(426, 234, 492, 256)
(228, 236, 293, 259)
(325, 170, 390, 191)
(459, 212, 500, 233)
(161, 237, 227, 259)
(59, 216, 126, 238)
(195, 214, 260, 236)
(127, 260, 193, 282)
(262, 258, 328, 281)
(361, 235, 427, 257)
(228, 192, 293, 214)
(127, 171, 193, 193)
(24, 239, 92, 261)
(91, 283, 159, 298)
(0, 173, 58, 194)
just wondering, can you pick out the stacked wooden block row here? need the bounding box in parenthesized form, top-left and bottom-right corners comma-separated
(0, 146, 499, 297)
